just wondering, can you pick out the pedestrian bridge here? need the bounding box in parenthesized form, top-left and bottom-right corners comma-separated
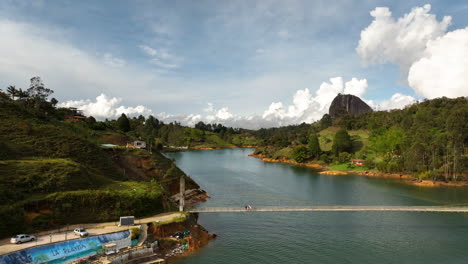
(188, 206, 468, 213)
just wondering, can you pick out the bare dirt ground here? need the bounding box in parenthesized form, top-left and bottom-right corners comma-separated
(0, 212, 184, 255)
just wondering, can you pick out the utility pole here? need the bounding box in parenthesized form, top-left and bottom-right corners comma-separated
(179, 175, 185, 212)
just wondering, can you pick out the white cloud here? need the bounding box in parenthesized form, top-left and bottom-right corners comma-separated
(343, 78, 368, 97)
(408, 28, 468, 99)
(138, 44, 182, 69)
(357, 4, 467, 99)
(139, 45, 158, 56)
(59, 94, 152, 119)
(103, 53, 126, 67)
(0, 19, 203, 108)
(374, 93, 416, 110)
(203, 103, 214, 112)
(260, 77, 368, 126)
(357, 4, 451, 72)
(60, 78, 414, 129)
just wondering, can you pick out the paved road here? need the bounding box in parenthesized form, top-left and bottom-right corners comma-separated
(0, 212, 184, 255)
(189, 206, 468, 213)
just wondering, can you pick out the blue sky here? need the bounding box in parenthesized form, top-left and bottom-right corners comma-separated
(0, 0, 467, 128)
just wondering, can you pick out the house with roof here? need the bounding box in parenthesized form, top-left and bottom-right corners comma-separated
(351, 159, 365, 166)
(126, 140, 146, 149)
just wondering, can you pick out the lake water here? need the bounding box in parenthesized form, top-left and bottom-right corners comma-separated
(166, 148, 468, 264)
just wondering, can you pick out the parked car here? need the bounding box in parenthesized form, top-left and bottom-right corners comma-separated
(74, 228, 89, 237)
(10, 234, 36, 244)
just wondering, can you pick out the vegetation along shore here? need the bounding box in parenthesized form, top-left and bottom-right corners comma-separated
(249, 95, 467, 187)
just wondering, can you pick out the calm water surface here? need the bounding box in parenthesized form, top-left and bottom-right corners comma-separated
(166, 148, 468, 264)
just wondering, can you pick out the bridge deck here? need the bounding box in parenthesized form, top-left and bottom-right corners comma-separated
(188, 206, 468, 213)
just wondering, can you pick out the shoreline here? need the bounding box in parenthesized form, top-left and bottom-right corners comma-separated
(163, 145, 256, 152)
(248, 153, 325, 169)
(160, 189, 214, 263)
(248, 154, 468, 188)
(192, 145, 256, 150)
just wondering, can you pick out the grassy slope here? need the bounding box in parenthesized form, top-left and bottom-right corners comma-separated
(265, 127, 371, 162)
(318, 127, 370, 153)
(0, 100, 192, 237)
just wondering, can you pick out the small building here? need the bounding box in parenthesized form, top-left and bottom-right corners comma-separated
(64, 115, 87, 122)
(351, 159, 365, 166)
(119, 216, 135, 226)
(126, 140, 146, 149)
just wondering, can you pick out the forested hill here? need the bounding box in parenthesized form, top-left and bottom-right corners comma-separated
(0, 79, 208, 238)
(252, 97, 468, 180)
(0, 77, 259, 238)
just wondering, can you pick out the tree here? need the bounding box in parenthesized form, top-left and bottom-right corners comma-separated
(6, 85, 18, 100)
(307, 134, 321, 159)
(332, 129, 352, 155)
(27, 77, 53, 101)
(368, 127, 404, 155)
(319, 114, 332, 129)
(86, 116, 97, 124)
(338, 152, 351, 163)
(17, 89, 29, 100)
(291, 145, 310, 163)
(117, 113, 131, 132)
(195, 121, 207, 131)
(50, 98, 58, 107)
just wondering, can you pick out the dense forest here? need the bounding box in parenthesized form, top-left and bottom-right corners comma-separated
(253, 97, 468, 181)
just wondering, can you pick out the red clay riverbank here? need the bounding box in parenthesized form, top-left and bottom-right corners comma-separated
(248, 154, 325, 169)
(248, 154, 468, 188)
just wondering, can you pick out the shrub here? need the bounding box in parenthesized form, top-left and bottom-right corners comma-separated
(131, 227, 141, 240)
(337, 152, 351, 163)
(319, 154, 330, 163)
(363, 158, 376, 169)
(291, 145, 310, 163)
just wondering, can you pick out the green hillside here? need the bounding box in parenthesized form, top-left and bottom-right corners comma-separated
(253, 97, 468, 180)
(0, 92, 197, 237)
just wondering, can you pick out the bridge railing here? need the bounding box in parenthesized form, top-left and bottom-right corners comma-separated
(188, 205, 468, 213)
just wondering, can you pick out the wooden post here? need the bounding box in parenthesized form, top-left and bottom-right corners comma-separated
(179, 175, 185, 212)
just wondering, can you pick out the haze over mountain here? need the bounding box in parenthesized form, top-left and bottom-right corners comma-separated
(0, 1, 467, 129)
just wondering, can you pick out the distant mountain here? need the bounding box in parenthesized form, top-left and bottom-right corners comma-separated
(328, 93, 373, 118)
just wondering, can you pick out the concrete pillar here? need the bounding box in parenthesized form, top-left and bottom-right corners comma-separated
(179, 175, 185, 211)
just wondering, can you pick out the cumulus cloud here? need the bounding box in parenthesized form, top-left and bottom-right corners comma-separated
(261, 77, 368, 126)
(408, 28, 468, 99)
(59, 78, 415, 129)
(374, 93, 416, 110)
(357, 4, 451, 72)
(59, 94, 152, 119)
(357, 4, 468, 99)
